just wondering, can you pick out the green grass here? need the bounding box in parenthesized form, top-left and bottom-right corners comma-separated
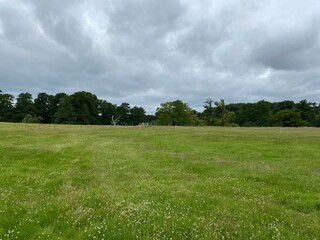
(0, 123, 319, 239)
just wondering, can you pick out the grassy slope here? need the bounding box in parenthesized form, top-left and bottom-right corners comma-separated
(0, 123, 319, 239)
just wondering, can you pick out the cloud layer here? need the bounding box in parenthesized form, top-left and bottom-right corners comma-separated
(1, 0, 320, 112)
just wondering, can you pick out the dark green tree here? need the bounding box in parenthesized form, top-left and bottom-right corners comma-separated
(272, 109, 303, 127)
(53, 96, 76, 124)
(129, 106, 147, 125)
(15, 93, 36, 122)
(234, 101, 271, 127)
(72, 92, 99, 124)
(146, 114, 156, 125)
(296, 100, 316, 126)
(255, 100, 272, 126)
(34, 92, 54, 123)
(117, 102, 131, 125)
(271, 100, 295, 113)
(234, 103, 258, 126)
(0, 92, 15, 122)
(54, 91, 99, 124)
(52, 93, 68, 108)
(98, 100, 117, 125)
(50, 93, 68, 122)
(314, 114, 320, 127)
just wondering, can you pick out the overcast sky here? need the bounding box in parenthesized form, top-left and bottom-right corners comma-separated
(1, 0, 320, 113)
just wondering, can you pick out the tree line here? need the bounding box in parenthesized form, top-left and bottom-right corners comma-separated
(157, 99, 320, 127)
(0, 90, 320, 127)
(0, 90, 153, 125)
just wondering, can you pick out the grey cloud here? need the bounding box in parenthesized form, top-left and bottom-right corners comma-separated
(245, 68, 320, 102)
(0, 0, 320, 113)
(251, 17, 320, 70)
(110, 0, 185, 35)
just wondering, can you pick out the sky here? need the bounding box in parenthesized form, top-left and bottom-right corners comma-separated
(1, 0, 320, 113)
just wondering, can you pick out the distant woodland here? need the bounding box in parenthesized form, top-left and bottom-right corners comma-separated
(0, 90, 319, 127)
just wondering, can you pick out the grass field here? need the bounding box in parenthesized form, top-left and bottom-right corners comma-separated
(0, 123, 319, 239)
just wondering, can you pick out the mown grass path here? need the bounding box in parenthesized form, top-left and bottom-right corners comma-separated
(0, 123, 319, 239)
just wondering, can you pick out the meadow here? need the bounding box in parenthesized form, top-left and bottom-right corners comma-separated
(0, 123, 319, 239)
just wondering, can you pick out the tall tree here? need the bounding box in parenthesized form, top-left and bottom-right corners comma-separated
(203, 98, 214, 126)
(72, 92, 99, 124)
(296, 100, 316, 126)
(129, 106, 147, 125)
(0, 92, 15, 122)
(50, 93, 68, 121)
(98, 100, 117, 125)
(214, 99, 229, 126)
(34, 92, 54, 123)
(117, 102, 131, 125)
(234, 103, 257, 126)
(53, 96, 76, 124)
(255, 100, 272, 126)
(15, 93, 36, 122)
(54, 91, 99, 124)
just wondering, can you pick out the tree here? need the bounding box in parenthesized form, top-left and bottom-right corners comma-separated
(0, 92, 15, 122)
(72, 91, 99, 124)
(156, 100, 197, 126)
(272, 109, 303, 127)
(234, 101, 271, 127)
(15, 93, 36, 122)
(255, 100, 272, 126)
(314, 114, 320, 127)
(98, 100, 117, 125)
(146, 114, 156, 125)
(214, 99, 229, 126)
(117, 102, 131, 125)
(129, 106, 147, 125)
(296, 100, 316, 126)
(271, 100, 295, 113)
(53, 96, 77, 124)
(54, 91, 99, 125)
(34, 92, 54, 123)
(50, 93, 68, 122)
(203, 98, 214, 126)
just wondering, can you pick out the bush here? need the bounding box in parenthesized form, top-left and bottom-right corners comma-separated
(22, 114, 42, 123)
(272, 109, 303, 127)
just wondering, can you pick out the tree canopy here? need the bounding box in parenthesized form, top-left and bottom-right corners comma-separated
(0, 90, 319, 127)
(156, 100, 198, 126)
